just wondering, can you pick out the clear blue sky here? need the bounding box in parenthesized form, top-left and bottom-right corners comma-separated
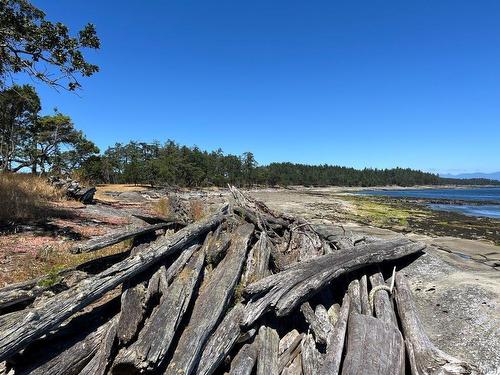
(24, 0, 500, 174)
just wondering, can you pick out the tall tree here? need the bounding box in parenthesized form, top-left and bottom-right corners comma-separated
(0, 0, 100, 90)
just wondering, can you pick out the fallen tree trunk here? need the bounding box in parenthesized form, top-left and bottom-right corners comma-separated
(70, 222, 171, 254)
(301, 332, 322, 375)
(394, 273, 478, 375)
(341, 312, 405, 375)
(256, 326, 280, 375)
(229, 341, 260, 375)
(242, 238, 425, 325)
(300, 302, 332, 345)
(369, 271, 397, 326)
(0, 206, 227, 362)
(165, 223, 254, 375)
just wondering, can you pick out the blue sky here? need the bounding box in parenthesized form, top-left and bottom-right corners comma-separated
(22, 0, 500, 174)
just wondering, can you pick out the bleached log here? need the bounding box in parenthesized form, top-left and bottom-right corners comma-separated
(300, 302, 332, 345)
(341, 312, 405, 375)
(394, 273, 478, 375)
(242, 232, 272, 285)
(278, 331, 303, 372)
(229, 341, 259, 375)
(196, 303, 245, 375)
(0, 207, 227, 362)
(165, 223, 254, 375)
(70, 222, 170, 254)
(301, 333, 322, 375)
(359, 274, 371, 315)
(369, 271, 397, 326)
(282, 354, 302, 375)
(256, 326, 279, 375)
(320, 294, 350, 374)
(112, 250, 205, 373)
(242, 238, 425, 325)
(347, 279, 362, 314)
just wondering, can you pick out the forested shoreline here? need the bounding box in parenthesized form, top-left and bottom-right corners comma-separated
(78, 141, 499, 187)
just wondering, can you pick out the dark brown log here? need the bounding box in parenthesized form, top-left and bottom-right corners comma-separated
(242, 232, 272, 286)
(229, 341, 259, 375)
(301, 333, 322, 375)
(242, 238, 425, 325)
(0, 207, 227, 362)
(359, 274, 372, 315)
(320, 294, 350, 374)
(70, 223, 170, 254)
(300, 302, 332, 345)
(165, 223, 254, 375)
(369, 271, 397, 326)
(341, 312, 405, 375)
(256, 326, 279, 375)
(196, 303, 245, 375)
(395, 273, 478, 375)
(112, 250, 205, 373)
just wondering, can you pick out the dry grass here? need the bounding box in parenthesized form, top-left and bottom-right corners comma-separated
(0, 173, 65, 224)
(190, 199, 206, 221)
(152, 197, 172, 217)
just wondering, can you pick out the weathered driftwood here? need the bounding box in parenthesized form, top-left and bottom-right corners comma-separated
(242, 238, 425, 325)
(242, 232, 272, 285)
(300, 302, 332, 345)
(0, 207, 227, 362)
(256, 326, 279, 375)
(204, 225, 231, 266)
(320, 294, 350, 374)
(282, 354, 302, 375)
(229, 341, 259, 375)
(369, 271, 397, 326)
(278, 331, 303, 372)
(359, 274, 372, 315)
(12, 316, 117, 375)
(165, 223, 254, 375)
(112, 250, 205, 373)
(301, 332, 322, 375)
(347, 279, 362, 314)
(341, 312, 405, 375)
(395, 273, 478, 375)
(79, 317, 118, 375)
(71, 222, 170, 254)
(196, 303, 245, 375)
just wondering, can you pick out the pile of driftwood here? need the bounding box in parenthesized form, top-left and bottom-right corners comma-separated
(48, 176, 96, 204)
(0, 187, 477, 375)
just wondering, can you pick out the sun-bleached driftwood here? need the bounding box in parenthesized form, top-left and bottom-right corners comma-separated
(112, 250, 205, 373)
(369, 271, 397, 326)
(300, 302, 332, 345)
(79, 317, 118, 375)
(70, 222, 170, 254)
(256, 326, 279, 375)
(196, 303, 245, 375)
(394, 273, 478, 375)
(242, 232, 272, 285)
(229, 341, 259, 375)
(301, 333, 322, 375)
(347, 279, 362, 314)
(282, 354, 302, 375)
(0, 207, 227, 362)
(359, 274, 371, 315)
(242, 238, 425, 325)
(278, 331, 303, 372)
(165, 223, 254, 375)
(204, 225, 231, 266)
(320, 294, 350, 374)
(341, 312, 405, 375)
(12, 315, 117, 375)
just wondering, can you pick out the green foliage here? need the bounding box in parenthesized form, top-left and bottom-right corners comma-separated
(0, 0, 100, 90)
(80, 140, 500, 187)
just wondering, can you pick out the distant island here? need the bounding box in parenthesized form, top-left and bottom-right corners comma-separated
(440, 172, 500, 181)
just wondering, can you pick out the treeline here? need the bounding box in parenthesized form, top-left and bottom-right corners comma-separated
(80, 141, 500, 187)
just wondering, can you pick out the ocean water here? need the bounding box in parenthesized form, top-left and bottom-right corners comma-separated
(357, 187, 500, 219)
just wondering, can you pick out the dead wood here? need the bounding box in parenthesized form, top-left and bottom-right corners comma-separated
(395, 273, 478, 375)
(229, 341, 259, 375)
(242, 238, 425, 325)
(70, 222, 170, 254)
(359, 274, 371, 315)
(112, 250, 205, 373)
(347, 279, 362, 314)
(165, 223, 254, 375)
(196, 303, 245, 375)
(300, 302, 332, 345)
(320, 294, 350, 374)
(300, 333, 322, 375)
(242, 231, 272, 286)
(256, 326, 279, 375)
(278, 331, 303, 372)
(341, 312, 405, 375)
(0, 206, 227, 362)
(369, 271, 397, 326)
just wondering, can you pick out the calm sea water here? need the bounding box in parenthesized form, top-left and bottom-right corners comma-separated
(357, 187, 500, 219)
